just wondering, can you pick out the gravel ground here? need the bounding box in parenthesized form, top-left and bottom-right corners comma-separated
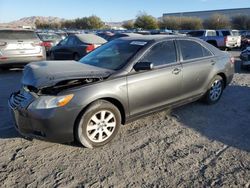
(0, 51, 249, 187)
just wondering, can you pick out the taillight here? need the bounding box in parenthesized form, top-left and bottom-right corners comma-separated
(86, 44, 95, 53)
(224, 36, 228, 44)
(32, 41, 52, 47)
(0, 41, 7, 46)
(230, 57, 235, 65)
(40, 41, 52, 47)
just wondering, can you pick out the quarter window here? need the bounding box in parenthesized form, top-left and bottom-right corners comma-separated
(179, 40, 212, 61)
(140, 41, 177, 67)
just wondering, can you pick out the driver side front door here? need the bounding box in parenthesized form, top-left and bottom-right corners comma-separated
(127, 40, 183, 117)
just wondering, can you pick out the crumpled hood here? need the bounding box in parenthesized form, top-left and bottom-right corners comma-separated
(22, 61, 114, 88)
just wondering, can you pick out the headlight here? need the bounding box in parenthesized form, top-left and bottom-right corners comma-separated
(29, 94, 74, 109)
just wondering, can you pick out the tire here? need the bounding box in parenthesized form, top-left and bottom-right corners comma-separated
(76, 100, 121, 148)
(74, 53, 80, 61)
(203, 75, 224, 105)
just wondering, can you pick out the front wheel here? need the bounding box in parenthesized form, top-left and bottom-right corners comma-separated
(76, 100, 121, 148)
(203, 75, 224, 105)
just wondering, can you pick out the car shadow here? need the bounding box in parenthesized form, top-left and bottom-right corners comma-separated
(173, 85, 250, 152)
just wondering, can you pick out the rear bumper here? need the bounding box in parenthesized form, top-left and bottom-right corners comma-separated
(0, 55, 46, 65)
(8, 92, 80, 143)
(226, 42, 238, 48)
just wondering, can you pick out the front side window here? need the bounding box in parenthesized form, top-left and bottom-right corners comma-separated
(221, 31, 231, 36)
(179, 40, 212, 61)
(139, 41, 177, 67)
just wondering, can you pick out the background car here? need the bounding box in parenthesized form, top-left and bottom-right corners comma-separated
(0, 29, 46, 68)
(240, 47, 250, 70)
(50, 34, 107, 61)
(96, 31, 114, 41)
(241, 32, 250, 50)
(36, 32, 62, 54)
(187, 29, 239, 49)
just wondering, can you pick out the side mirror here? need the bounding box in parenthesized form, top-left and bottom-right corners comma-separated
(134, 62, 154, 71)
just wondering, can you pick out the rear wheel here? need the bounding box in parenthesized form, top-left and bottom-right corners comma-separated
(204, 75, 224, 105)
(76, 100, 121, 148)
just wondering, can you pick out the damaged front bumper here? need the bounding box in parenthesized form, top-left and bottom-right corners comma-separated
(8, 89, 80, 143)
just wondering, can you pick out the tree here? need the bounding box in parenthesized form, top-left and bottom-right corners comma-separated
(134, 13, 158, 30)
(122, 20, 134, 30)
(87, 15, 104, 29)
(159, 16, 202, 30)
(231, 15, 250, 30)
(159, 17, 181, 30)
(203, 14, 231, 29)
(179, 17, 203, 30)
(62, 20, 75, 29)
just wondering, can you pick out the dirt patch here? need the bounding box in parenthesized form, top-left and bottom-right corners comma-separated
(0, 64, 249, 187)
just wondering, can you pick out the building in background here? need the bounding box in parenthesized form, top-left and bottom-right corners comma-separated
(163, 8, 250, 20)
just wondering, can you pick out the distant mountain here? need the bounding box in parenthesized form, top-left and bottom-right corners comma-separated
(0, 16, 127, 29)
(0, 16, 65, 28)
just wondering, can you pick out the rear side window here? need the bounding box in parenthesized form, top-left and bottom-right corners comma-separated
(221, 31, 231, 36)
(187, 31, 205, 37)
(0, 30, 38, 40)
(140, 41, 177, 67)
(179, 40, 212, 61)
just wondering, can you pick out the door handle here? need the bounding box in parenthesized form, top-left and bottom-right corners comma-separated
(172, 68, 181, 75)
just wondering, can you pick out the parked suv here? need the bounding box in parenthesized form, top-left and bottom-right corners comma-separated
(0, 29, 46, 67)
(9, 35, 234, 148)
(187, 30, 239, 49)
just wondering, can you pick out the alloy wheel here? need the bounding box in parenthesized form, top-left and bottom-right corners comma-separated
(209, 79, 222, 101)
(86, 110, 116, 143)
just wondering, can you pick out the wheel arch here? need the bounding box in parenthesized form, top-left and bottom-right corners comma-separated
(217, 72, 227, 88)
(73, 97, 126, 141)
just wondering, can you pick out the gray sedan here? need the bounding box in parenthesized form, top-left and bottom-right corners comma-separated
(9, 35, 234, 148)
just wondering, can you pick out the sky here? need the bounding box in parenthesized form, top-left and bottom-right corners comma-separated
(0, 0, 249, 23)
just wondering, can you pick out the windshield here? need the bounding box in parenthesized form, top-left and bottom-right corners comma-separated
(232, 30, 240, 36)
(79, 40, 146, 70)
